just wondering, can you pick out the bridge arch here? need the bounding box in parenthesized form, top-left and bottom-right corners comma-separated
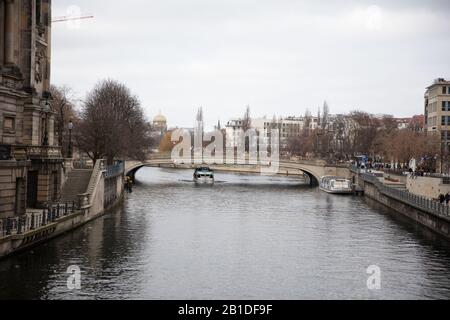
(125, 159, 327, 187)
(278, 164, 321, 186)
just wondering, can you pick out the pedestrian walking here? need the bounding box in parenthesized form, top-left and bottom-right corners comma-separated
(445, 193, 450, 205)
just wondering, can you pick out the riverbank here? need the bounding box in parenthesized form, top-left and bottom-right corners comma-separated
(357, 171, 450, 239)
(0, 160, 125, 260)
(0, 194, 124, 260)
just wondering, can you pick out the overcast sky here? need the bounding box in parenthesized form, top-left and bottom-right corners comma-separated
(52, 0, 450, 128)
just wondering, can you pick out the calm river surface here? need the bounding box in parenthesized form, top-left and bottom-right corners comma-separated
(1, 167, 450, 299)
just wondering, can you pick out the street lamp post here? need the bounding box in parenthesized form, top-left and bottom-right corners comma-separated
(68, 119, 73, 158)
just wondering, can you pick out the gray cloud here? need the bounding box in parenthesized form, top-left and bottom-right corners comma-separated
(52, 0, 450, 128)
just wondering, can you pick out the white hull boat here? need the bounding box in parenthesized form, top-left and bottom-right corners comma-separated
(193, 167, 214, 184)
(319, 176, 353, 194)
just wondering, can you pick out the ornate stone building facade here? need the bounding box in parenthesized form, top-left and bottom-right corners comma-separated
(0, 0, 63, 218)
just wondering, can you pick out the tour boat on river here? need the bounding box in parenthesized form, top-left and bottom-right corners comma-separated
(319, 176, 353, 194)
(193, 167, 214, 184)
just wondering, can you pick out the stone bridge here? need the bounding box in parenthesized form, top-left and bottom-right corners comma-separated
(125, 156, 350, 186)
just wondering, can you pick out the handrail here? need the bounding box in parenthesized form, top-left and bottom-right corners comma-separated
(83, 159, 106, 205)
(0, 201, 78, 238)
(105, 161, 124, 178)
(361, 173, 450, 218)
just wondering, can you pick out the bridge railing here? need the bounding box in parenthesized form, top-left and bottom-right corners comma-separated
(145, 153, 335, 167)
(105, 161, 124, 178)
(361, 173, 450, 218)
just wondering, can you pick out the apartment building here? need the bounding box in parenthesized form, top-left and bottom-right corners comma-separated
(424, 78, 450, 144)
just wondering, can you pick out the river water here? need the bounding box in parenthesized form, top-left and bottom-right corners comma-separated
(1, 167, 450, 300)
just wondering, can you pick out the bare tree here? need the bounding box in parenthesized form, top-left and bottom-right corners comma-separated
(378, 129, 440, 168)
(348, 111, 381, 156)
(286, 133, 315, 157)
(75, 79, 152, 164)
(380, 115, 398, 133)
(50, 85, 77, 157)
(330, 114, 351, 159)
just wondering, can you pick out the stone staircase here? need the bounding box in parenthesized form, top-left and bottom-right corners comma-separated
(60, 169, 93, 202)
(384, 181, 407, 191)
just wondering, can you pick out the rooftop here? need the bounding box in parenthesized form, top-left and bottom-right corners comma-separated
(426, 78, 450, 89)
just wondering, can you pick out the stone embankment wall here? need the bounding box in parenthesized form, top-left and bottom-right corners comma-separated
(406, 176, 450, 199)
(0, 160, 125, 259)
(362, 176, 450, 239)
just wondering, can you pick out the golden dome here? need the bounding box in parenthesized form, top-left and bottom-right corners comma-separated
(153, 113, 167, 123)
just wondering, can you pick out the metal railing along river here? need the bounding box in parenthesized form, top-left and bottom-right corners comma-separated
(361, 173, 450, 217)
(0, 201, 78, 238)
(105, 161, 125, 178)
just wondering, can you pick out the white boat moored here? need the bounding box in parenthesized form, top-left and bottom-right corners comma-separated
(319, 176, 353, 194)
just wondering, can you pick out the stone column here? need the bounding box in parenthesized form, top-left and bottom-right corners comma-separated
(0, 0, 5, 65)
(4, 0, 14, 65)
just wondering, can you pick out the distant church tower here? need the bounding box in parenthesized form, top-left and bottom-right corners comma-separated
(152, 111, 167, 136)
(215, 120, 221, 130)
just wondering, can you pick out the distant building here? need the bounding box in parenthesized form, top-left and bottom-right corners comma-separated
(225, 115, 320, 147)
(424, 78, 450, 144)
(149, 111, 168, 152)
(395, 118, 411, 130)
(409, 114, 425, 132)
(225, 119, 244, 148)
(152, 112, 167, 135)
(392, 116, 424, 131)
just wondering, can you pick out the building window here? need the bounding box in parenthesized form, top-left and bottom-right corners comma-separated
(36, 0, 42, 25)
(3, 116, 15, 134)
(444, 86, 447, 94)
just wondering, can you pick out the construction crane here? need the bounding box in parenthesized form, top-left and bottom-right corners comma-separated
(52, 15, 94, 23)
